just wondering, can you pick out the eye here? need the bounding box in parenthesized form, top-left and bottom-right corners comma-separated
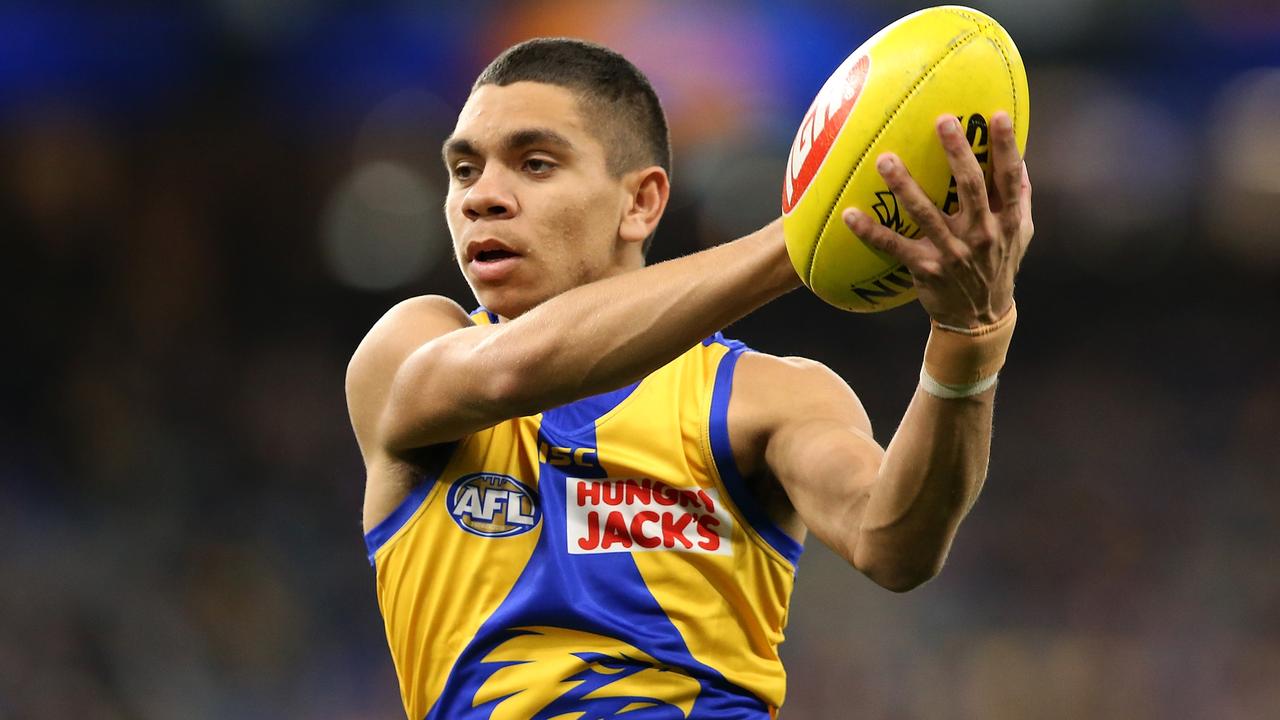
(451, 162, 478, 182)
(523, 157, 556, 176)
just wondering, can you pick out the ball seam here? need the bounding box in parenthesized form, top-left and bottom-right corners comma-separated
(806, 20, 983, 285)
(942, 9, 1021, 171)
(986, 26, 1020, 131)
(944, 9, 1021, 174)
(944, 7, 1017, 130)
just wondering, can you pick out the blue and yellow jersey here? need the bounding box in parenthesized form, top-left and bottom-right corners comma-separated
(364, 308, 805, 719)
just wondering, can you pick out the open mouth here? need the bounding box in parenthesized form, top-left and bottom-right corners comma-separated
(475, 248, 518, 262)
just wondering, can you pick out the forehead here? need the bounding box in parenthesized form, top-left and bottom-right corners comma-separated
(452, 82, 596, 150)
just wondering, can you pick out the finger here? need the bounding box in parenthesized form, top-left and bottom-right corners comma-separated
(990, 112, 1025, 231)
(1017, 161, 1034, 251)
(842, 207, 938, 270)
(936, 115, 990, 219)
(873, 153, 955, 255)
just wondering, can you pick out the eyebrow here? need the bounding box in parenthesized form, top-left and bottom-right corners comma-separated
(442, 127, 575, 161)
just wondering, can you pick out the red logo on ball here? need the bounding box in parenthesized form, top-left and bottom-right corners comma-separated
(783, 54, 871, 213)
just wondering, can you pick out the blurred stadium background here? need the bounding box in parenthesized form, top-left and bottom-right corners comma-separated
(3, 0, 1279, 717)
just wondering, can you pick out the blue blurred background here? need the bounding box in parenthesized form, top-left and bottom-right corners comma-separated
(3, 0, 1279, 717)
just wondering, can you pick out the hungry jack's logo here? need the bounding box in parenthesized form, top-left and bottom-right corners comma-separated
(567, 477, 732, 555)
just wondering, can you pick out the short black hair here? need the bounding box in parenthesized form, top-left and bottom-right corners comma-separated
(473, 38, 672, 255)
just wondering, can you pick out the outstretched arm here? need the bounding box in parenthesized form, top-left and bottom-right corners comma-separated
(736, 111, 1033, 591)
(346, 155, 801, 532)
(346, 219, 800, 459)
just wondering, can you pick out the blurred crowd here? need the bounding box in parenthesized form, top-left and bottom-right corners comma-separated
(2, 1, 1278, 718)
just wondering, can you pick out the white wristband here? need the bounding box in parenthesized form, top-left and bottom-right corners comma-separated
(919, 367, 999, 399)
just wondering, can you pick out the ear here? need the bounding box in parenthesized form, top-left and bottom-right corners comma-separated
(618, 166, 670, 247)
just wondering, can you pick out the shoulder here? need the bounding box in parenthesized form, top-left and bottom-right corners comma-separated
(345, 296, 473, 450)
(727, 352, 873, 470)
(362, 295, 473, 345)
(734, 352, 870, 428)
(347, 296, 471, 386)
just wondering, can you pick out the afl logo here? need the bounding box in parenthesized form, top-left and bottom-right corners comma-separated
(447, 473, 541, 538)
(783, 53, 870, 213)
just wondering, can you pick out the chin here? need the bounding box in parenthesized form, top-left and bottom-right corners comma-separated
(472, 286, 548, 320)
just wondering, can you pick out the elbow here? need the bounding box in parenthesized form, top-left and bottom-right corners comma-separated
(869, 567, 937, 594)
(853, 550, 943, 594)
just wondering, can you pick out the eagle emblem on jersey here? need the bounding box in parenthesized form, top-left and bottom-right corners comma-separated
(473, 627, 700, 719)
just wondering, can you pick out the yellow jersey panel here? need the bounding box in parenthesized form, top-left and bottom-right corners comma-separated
(364, 310, 804, 719)
(369, 415, 545, 717)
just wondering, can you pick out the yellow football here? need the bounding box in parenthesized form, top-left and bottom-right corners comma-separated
(781, 5, 1029, 312)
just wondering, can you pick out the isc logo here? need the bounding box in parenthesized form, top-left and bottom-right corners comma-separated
(447, 473, 541, 538)
(538, 441, 598, 468)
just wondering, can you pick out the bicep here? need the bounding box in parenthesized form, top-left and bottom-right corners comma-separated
(731, 353, 884, 562)
(764, 414, 883, 561)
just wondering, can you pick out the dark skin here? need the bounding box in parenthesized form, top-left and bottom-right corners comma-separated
(346, 81, 1033, 591)
(846, 113, 1032, 327)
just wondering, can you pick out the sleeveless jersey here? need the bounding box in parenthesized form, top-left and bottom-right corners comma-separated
(364, 308, 805, 719)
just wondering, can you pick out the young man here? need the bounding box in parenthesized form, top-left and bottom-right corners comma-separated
(346, 38, 1032, 719)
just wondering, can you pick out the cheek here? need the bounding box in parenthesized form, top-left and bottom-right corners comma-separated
(549, 188, 618, 255)
(445, 195, 466, 259)
(444, 194, 461, 230)
(559, 200, 613, 283)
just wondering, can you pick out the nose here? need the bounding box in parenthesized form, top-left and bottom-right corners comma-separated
(461, 166, 517, 221)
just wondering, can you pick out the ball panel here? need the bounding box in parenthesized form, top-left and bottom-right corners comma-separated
(782, 8, 988, 287)
(781, 6, 1030, 313)
(979, 20, 1031, 153)
(811, 34, 1002, 310)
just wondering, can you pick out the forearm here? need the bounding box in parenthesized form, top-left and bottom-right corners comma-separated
(853, 385, 995, 590)
(483, 220, 799, 413)
(850, 294, 1019, 589)
(814, 109, 1030, 591)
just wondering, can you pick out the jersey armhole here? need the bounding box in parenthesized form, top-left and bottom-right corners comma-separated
(705, 342, 805, 569)
(363, 442, 458, 566)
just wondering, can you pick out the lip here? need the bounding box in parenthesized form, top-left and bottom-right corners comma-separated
(469, 254, 522, 283)
(464, 238, 524, 284)
(464, 237, 521, 264)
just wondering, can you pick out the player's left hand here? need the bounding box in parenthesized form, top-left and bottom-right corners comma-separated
(841, 111, 1032, 328)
